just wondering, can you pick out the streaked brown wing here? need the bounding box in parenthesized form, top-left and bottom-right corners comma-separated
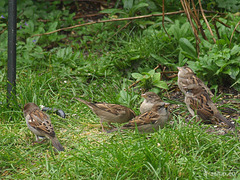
(124, 111, 158, 127)
(28, 109, 55, 137)
(96, 103, 128, 116)
(189, 94, 213, 120)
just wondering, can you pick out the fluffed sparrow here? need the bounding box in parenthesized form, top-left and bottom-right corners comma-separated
(75, 98, 136, 132)
(108, 102, 171, 133)
(23, 103, 65, 151)
(140, 92, 162, 114)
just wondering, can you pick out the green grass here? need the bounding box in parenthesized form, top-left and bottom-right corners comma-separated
(0, 63, 239, 179)
(1, 34, 240, 180)
(1, 106, 240, 179)
(1, 1, 240, 179)
(1, 31, 240, 180)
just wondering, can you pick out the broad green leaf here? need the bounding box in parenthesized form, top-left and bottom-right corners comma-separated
(224, 67, 239, 79)
(230, 45, 240, 55)
(152, 72, 160, 82)
(57, 48, 65, 59)
(123, 0, 133, 9)
(131, 3, 149, 15)
(23, 8, 34, 17)
(100, 9, 126, 15)
(168, 20, 180, 40)
(153, 81, 168, 89)
(215, 59, 227, 67)
(180, 22, 190, 37)
(23, 51, 30, 61)
(179, 38, 197, 59)
(65, 47, 73, 56)
(119, 89, 128, 102)
(25, 20, 34, 34)
(148, 70, 155, 77)
(201, 39, 212, 49)
(178, 50, 188, 66)
(131, 73, 143, 81)
(48, 21, 58, 31)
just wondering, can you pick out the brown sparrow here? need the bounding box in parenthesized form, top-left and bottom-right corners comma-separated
(23, 103, 65, 151)
(177, 66, 214, 97)
(75, 98, 136, 132)
(108, 102, 171, 133)
(140, 92, 162, 114)
(177, 66, 234, 128)
(185, 90, 235, 128)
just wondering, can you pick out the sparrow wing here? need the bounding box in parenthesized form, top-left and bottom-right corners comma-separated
(28, 109, 55, 137)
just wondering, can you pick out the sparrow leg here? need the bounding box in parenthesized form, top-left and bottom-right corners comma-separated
(35, 135, 40, 141)
(108, 122, 116, 128)
(33, 135, 46, 145)
(100, 120, 106, 132)
(185, 97, 196, 117)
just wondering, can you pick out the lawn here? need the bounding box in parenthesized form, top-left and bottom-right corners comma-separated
(0, 0, 240, 179)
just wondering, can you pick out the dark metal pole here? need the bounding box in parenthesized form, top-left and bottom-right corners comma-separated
(7, 0, 17, 104)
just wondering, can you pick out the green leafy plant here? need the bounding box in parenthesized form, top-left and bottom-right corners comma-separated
(117, 79, 139, 108)
(187, 43, 240, 91)
(216, 0, 240, 12)
(101, 0, 150, 17)
(131, 69, 168, 92)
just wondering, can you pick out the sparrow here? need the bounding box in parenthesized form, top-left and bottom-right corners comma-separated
(177, 66, 214, 97)
(140, 92, 162, 114)
(108, 102, 171, 133)
(75, 98, 136, 132)
(177, 66, 234, 128)
(23, 103, 65, 151)
(185, 90, 235, 128)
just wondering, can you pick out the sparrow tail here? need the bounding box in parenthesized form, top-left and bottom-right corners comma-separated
(51, 137, 65, 151)
(75, 97, 97, 109)
(215, 113, 235, 129)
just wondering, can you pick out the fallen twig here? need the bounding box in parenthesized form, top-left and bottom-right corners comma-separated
(32, 10, 186, 37)
(31, 8, 227, 38)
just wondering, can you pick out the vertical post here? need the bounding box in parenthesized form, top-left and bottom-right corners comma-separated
(7, 0, 17, 104)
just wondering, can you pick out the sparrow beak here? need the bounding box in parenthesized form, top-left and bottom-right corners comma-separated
(177, 67, 181, 71)
(164, 103, 170, 108)
(141, 93, 146, 98)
